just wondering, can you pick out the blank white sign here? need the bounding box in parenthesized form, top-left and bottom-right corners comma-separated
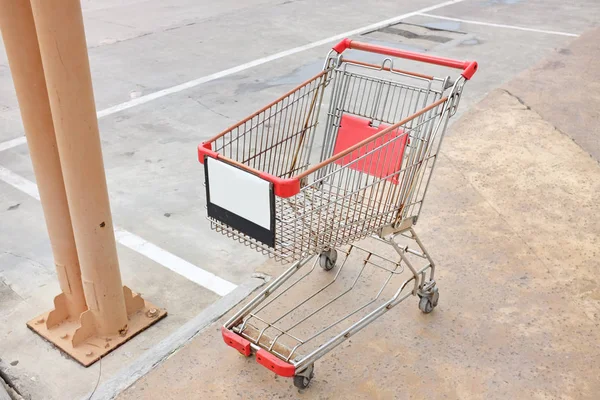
(206, 158, 272, 229)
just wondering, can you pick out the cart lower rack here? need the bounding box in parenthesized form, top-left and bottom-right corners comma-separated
(199, 38, 477, 389)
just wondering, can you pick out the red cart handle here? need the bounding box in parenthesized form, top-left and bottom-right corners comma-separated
(332, 38, 478, 80)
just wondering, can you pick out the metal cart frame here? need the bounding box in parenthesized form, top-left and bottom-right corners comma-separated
(199, 38, 477, 389)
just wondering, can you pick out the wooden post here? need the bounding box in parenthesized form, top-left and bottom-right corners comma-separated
(0, 0, 87, 323)
(0, 0, 166, 366)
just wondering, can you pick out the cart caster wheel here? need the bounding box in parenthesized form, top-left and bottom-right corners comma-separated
(418, 287, 439, 314)
(293, 374, 312, 389)
(319, 249, 337, 271)
(293, 365, 314, 390)
(419, 296, 434, 313)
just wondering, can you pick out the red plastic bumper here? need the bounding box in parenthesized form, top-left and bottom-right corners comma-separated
(221, 326, 251, 356)
(256, 349, 296, 377)
(222, 327, 296, 377)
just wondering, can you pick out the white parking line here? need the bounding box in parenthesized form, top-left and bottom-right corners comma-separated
(114, 228, 237, 296)
(0, 107, 120, 152)
(0, 165, 41, 200)
(419, 13, 580, 37)
(0, 136, 27, 152)
(0, 165, 237, 297)
(0, 0, 473, 296)
(0, 0, 470, 154)
(95, 0, 470, 117)
(0, 0, 468, 154)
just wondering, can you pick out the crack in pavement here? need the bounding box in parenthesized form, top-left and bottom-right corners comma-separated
(188, 96, 231, 120)
(501, 88, 599, 165)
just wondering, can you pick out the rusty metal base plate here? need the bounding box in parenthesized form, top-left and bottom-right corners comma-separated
(27, 300, 167, 367)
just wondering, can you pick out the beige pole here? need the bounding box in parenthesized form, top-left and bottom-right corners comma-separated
(28, 0, 128, 336)
(0, 0, 87, 322)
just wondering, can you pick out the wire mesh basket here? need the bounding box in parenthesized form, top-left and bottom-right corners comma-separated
(199, 40, 475, 263)
(199, 38, 477, 388)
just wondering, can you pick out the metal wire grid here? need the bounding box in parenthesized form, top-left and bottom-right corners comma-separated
(210, 109, 449, 260)
(318, 64, 445, 166)
(233, 236, 429, 363)
(206, 60, 454, 261)
(211, 66, 334, 179)
(279, 115, 443, 257)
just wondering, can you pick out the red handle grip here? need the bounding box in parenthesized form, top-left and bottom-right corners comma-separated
(332, 38, 478, 80)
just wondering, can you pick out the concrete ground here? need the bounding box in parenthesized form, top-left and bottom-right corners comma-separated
(0, 0, 598, 399)
(118, 36, 600, 399)
(504, 30, 600, 162)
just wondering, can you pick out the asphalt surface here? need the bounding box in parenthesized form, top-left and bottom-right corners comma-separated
(0, 1, 598, 398)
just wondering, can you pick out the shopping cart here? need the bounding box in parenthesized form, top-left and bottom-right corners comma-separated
(198, 38, 477, 389)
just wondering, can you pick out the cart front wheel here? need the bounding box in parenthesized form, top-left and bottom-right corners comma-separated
(293, 374, 312, 389)
(293, 365, 314, 390)
(319, 249, 337, 271)
(418, 287, 439, 314)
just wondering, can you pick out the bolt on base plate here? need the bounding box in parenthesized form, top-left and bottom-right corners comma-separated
(27, 288, 166, 367)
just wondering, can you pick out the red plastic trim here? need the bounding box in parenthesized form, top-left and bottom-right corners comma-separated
(260, 174, 300, 198)
(332, 37, 352, 53)
(198, 144, 301, 198)
(198, 142, 217, 164)
(331, 38, 478, 80)
(256, 349, 296, 377)
(461, 61, 478, 80)
(221, 327, 251, 356)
